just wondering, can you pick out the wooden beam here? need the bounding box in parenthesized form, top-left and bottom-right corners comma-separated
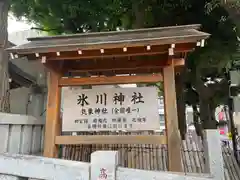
(63, 57, 184, 73)
(163, 59, 183, 172)
(68, 65, 160, 73)
(63, 54, 168, 72)
(169, 58, 184, 66)
(55, 135, 167, 145)
(43, 71, 61, 158)
(38, 43, 195, 61)
(59, 74, 163, 86)
(68, 69, 163, 77)
(43, 60, 64, 75)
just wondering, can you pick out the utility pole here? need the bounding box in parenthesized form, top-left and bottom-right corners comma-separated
(228, 69, 240, 162)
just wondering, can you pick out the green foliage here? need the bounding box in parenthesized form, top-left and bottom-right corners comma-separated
(10, 0, 119, 34)
(10, 0, 239, 93)
(9, 0, 240, 129)
(10, 0, 238, 63)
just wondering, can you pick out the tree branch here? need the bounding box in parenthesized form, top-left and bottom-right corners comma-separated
(31, 27, 61, 32)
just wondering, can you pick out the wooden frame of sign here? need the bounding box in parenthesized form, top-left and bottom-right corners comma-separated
(7, 24, 210, 172)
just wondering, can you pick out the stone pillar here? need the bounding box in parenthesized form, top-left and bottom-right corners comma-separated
(91, 151, 119, 180)
(233, 98, 240, 134)
(203, 130, 224, 180)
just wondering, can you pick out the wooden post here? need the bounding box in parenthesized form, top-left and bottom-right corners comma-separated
(43, 71, 61, 158)
(163, 60, 182, 172)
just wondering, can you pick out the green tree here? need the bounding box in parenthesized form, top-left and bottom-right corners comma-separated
(9, 0, 239, 137)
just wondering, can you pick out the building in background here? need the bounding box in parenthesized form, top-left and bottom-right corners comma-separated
(8, 30, 47, 119)
(158, 96, 195, 133)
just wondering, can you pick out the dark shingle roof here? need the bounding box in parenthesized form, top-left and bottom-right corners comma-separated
(7, 24, 210, 54)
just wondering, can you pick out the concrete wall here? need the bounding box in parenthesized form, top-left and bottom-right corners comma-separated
(10, 87, 30, 115)
(10, 87, 46, 118)
(9, 58, 47, 118)
(0, 152, 213, 180)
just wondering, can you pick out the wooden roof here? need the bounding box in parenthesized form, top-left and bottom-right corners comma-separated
(6, 24, 210, 76)
(9, 61, 37, 89)
(6, 42, 37, 89)
(7, 24, 208, 54)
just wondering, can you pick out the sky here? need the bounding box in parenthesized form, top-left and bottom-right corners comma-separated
(8, 16, 31, 33)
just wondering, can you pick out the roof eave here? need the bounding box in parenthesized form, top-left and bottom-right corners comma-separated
(27, 24, 203, 41)
(6, 33, 210, 55)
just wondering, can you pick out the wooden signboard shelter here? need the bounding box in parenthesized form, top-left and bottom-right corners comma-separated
(7, 24, 209, 172)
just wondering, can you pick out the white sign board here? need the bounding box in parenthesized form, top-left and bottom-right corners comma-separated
(62, 87, 160, 131)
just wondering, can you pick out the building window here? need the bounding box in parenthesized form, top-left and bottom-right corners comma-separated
(159, 114, 165, 126)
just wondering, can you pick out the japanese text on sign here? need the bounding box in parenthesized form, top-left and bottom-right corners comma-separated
(62, 87, 160, 132)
